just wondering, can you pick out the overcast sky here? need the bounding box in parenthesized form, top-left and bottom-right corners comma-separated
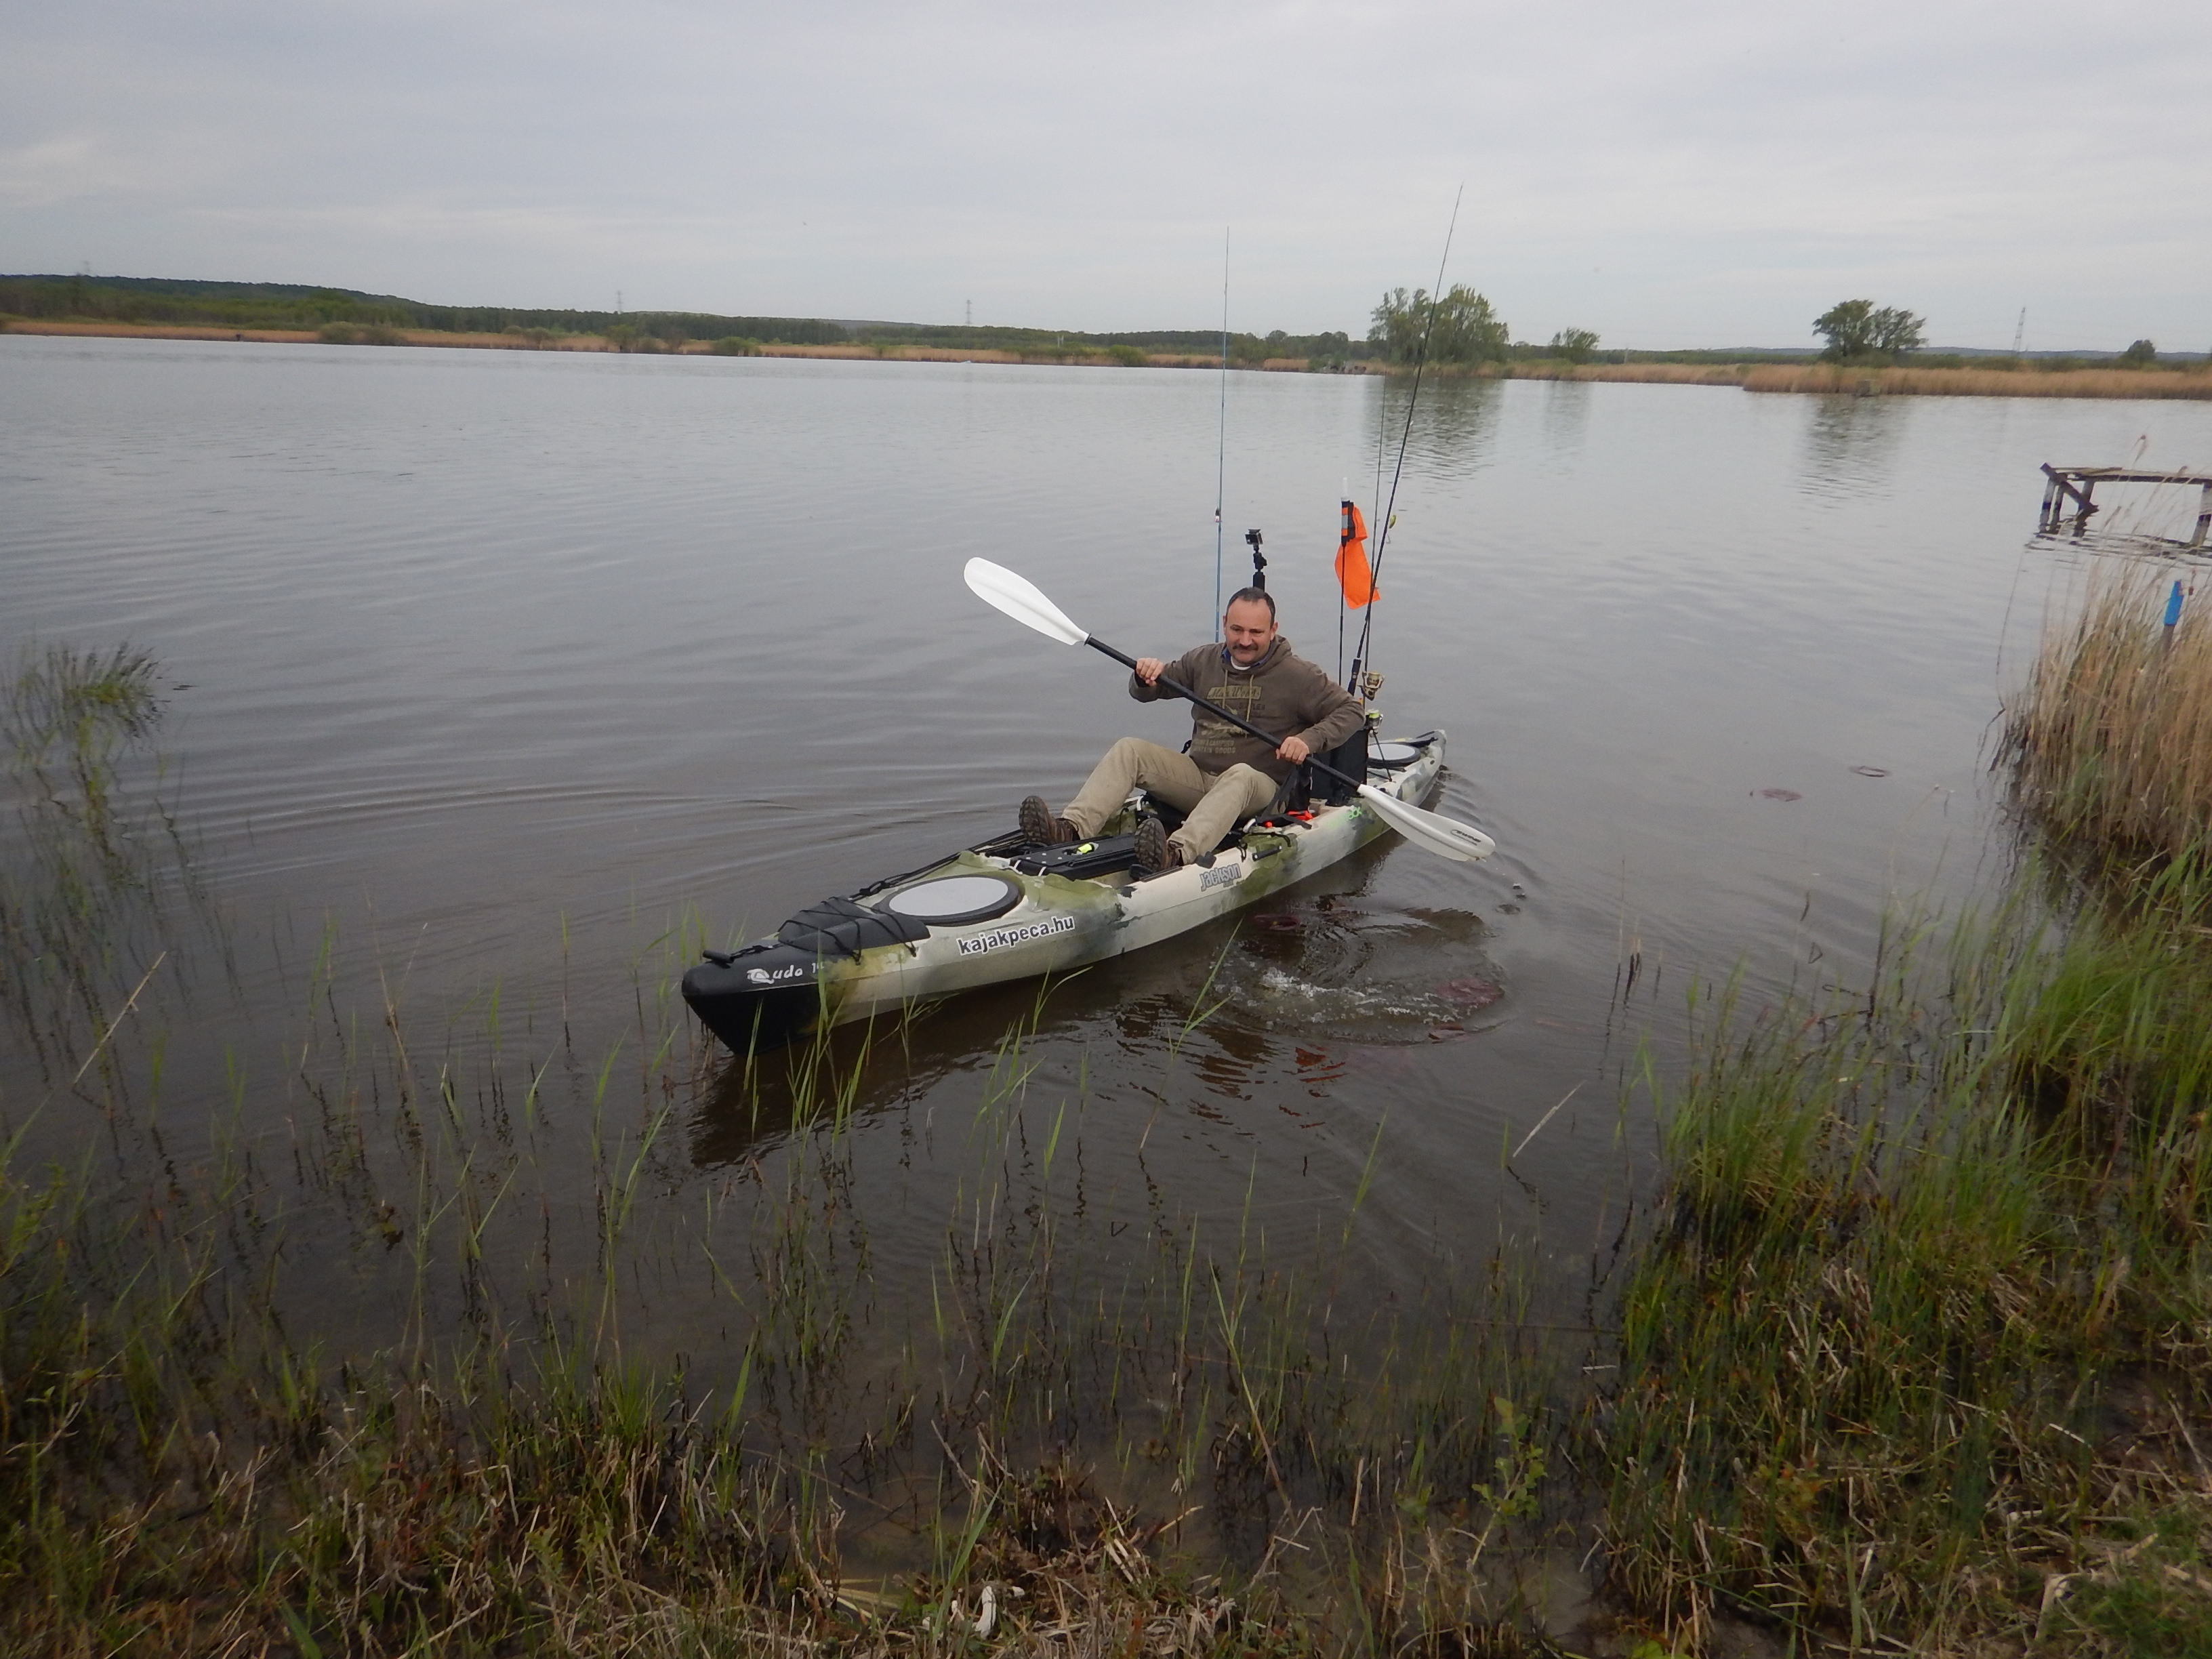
(4, 0, 2206, 350)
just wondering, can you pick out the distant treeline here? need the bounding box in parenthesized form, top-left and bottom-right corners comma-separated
(0, 274, 1369, 363)
(0, 274, 852, 346)
(6, 275, 2198, 369)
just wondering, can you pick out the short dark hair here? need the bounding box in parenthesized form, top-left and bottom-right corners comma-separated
(1225, 586, 1275, 620)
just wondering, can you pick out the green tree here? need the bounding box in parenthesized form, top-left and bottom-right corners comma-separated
(2117, 339, 2157, 368)
(1814, 299, 1925, 363)
(1368, 285, 1511, 365)
(1548, 327, 1599, 364)
(1870, 306, 1925, 357)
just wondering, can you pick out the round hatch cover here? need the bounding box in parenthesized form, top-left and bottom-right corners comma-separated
(880, 873, 1024, 926)
(1370, 741, 1424, 771)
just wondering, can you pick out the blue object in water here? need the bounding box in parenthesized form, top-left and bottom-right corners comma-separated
(2166, 579, 2186, 628)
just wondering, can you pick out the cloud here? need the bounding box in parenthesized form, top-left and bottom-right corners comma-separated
(0, 134, 184, 209)
(3, 0, 2207, 347)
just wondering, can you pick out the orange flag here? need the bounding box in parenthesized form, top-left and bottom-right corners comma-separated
(1336, 499, 1375, 608)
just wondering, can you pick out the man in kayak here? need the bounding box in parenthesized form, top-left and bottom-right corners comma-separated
(1020, 587, 1365, 876)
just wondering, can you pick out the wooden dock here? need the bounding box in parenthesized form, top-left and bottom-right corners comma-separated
(2040, 464, 2212, 544)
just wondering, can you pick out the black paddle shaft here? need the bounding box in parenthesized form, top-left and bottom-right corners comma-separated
(1083, 638, 1367, 795)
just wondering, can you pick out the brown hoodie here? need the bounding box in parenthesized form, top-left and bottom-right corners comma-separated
(1130, 636, 1365, 783)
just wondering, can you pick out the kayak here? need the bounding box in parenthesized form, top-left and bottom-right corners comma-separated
(682, 731, 1447, 1055)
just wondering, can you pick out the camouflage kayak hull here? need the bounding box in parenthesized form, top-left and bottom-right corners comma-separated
(681, 733, 1446, 1055)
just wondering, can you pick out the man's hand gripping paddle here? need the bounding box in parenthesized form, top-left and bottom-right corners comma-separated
(962, 558, 1496, 863)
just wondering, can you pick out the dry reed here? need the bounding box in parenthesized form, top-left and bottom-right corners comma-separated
(1503, 362, 1749, 386)
(1744, 362, 2212, 401)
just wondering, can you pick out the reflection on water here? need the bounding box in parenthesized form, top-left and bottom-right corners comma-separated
(1799, 391, 1915, 503)
(1369, 375, 1504, 485)
(1537, 378, 1594, 459)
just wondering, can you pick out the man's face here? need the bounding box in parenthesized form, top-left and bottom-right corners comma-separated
(1223, 598, 1278, 665)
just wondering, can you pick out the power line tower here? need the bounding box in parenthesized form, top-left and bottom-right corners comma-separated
(966, 299, 972, 327)
(2012, 308, 2026, 356)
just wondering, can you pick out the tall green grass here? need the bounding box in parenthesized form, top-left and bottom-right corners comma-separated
(0, 642, 215, 1091)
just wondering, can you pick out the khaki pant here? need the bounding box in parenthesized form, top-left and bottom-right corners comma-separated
(1061, 737, 1282, 859)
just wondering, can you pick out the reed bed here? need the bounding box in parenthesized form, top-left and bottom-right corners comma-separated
(1743, 363, 2212, 401)
(0, 644, 1593, 1656)
(2000, 567, 2212, 865)
(1502, 363, 1750, 387)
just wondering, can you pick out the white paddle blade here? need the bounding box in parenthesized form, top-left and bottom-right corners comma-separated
(1356, 784, 1496, 862)
(964, 558, 1089, 647)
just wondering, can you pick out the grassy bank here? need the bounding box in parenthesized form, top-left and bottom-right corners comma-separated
(1596, 567, 2212, 1654)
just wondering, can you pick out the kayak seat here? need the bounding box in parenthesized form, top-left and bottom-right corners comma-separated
(777, 895, 930, 957)
(1128, 792, 1187, 834)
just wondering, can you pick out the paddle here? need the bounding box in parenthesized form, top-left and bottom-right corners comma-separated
(962, 558, 1496, 863)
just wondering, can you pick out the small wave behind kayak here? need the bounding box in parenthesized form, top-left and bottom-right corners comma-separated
(1212, 895, 1504, 1046)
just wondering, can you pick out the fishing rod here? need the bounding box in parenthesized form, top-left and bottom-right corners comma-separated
(1349, 185, 1464, 697)
(1214, 227, 1229, 639)
(1340, 371, 1389, 685)
(1336, 471, 1351, 682)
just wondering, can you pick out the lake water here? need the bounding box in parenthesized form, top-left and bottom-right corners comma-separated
(6, 335, 2211, 1428)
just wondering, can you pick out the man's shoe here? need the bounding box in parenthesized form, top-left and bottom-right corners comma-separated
(1019, 796, 1076, 846)
(1132, 815, 1183, 876)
